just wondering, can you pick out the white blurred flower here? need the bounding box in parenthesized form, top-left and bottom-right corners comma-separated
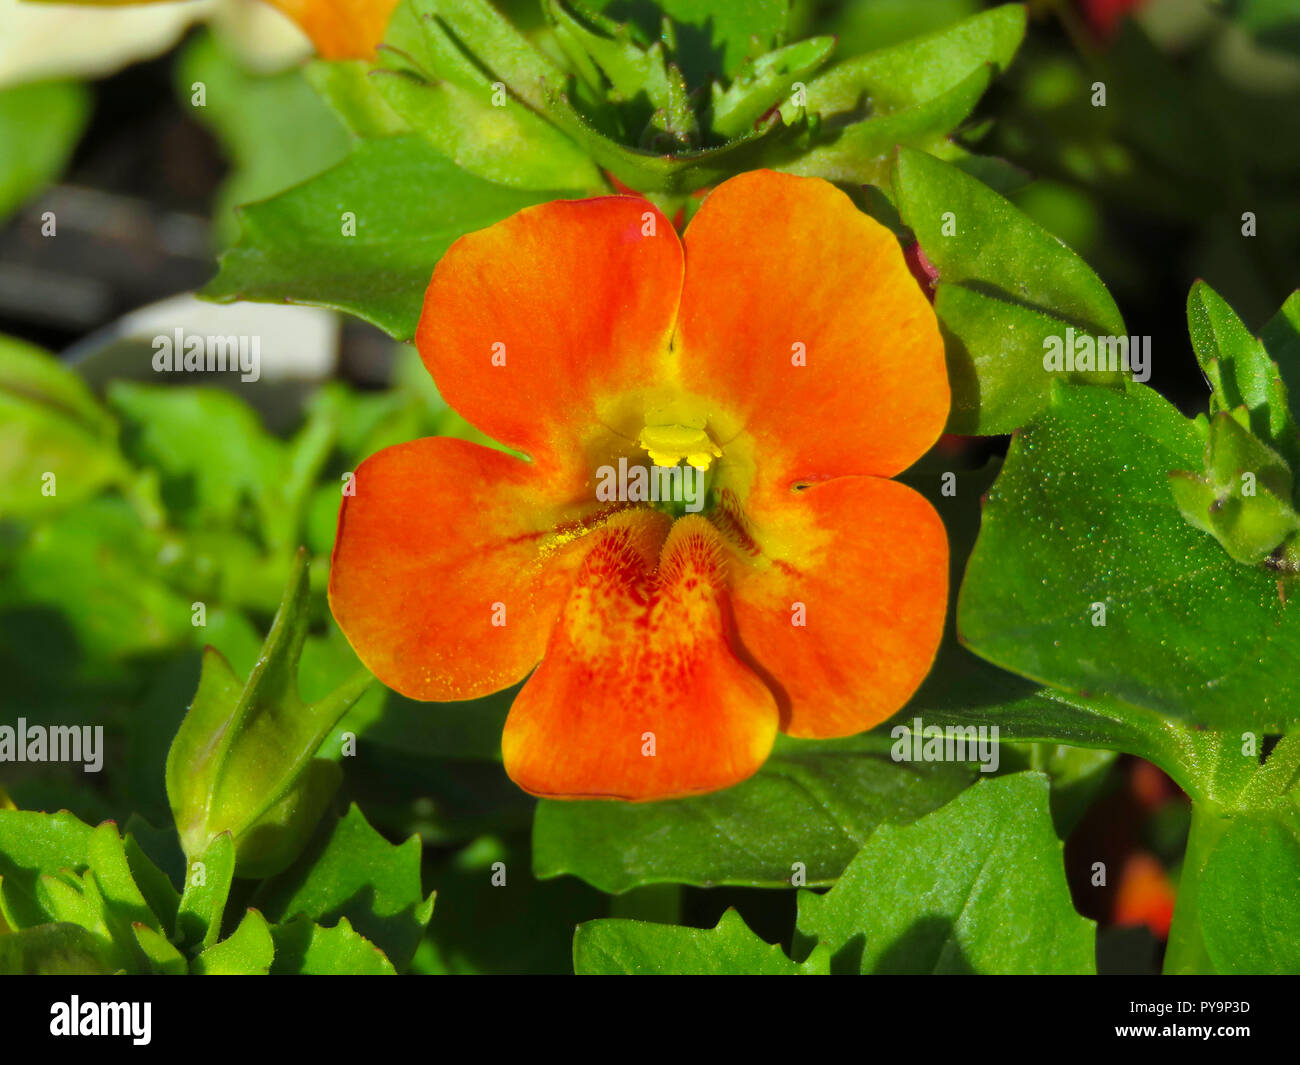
(0, 0, 311, 89)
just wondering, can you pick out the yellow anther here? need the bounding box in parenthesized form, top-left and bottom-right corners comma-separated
(637, 423, 722, 470)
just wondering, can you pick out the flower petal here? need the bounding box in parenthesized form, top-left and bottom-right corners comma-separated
(675, 169, 949, 487)
(718, 476, 948, 738)
(328, 436, 597, 701)
(417, 196, 683, 473)
(502, 513, 778, 800)
(265, 0, 398, 60)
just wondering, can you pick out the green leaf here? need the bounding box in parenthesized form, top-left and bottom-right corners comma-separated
(802, 4, 1025, 115)
(109, 383, 285, 535)
(0, 335, 126, 519)
(203, 136, 567, 340)
(1261, 291, 1300, 397)
(561, 96, 806, 192)
(1188, 281, 1300, 466)
(87, 822, 162, 937)
(412, 0, 564, 112)
(254, 804, 433, 970)
(0, 809, 93, 930)
(1171, 409, 1300, 565)
(177, 31, 351, 245)
(166, 551, 372, 877)
(544, 0, 677, 116)
(958, 381, 1300, 732)
(0, 922, 113, 975)
(795, 773, 1096, 973)
(131, 923, 188, 975)
(1197, 807, 1300, 974)
(609, 0, 788, 83)
(190, 908, 275, 975)
(0, 80, 89, 222)
(418, 833, 602, 974)
(894, 147, 1126, 434)
(781, 66, 993, 186)
(269, 915, 397, 975)
(303, 59, 409, 139)
(574, 908, 829, 975)
(533, 732, 976, 892)
(122, 833, 180, 933)
(377, 2, 601, 190)
(708, 36, 835, 140)
(175, 832, 235, 952)
(0, 497, 194, 669)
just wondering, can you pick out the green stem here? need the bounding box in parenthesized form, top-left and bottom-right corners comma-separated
(1163, 802, 1229, 975)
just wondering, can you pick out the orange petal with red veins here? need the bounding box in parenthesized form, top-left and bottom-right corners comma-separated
(719, 476, 947, 738)
(265, 0, 399, 60)
(417, 196, 683, 472)
(675, 169, 949, 488)
(329, 436, 597, 701)
(503, 513, 779, 800)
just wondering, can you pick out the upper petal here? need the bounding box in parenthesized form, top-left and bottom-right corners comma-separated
(674, 169, 949, 488)
(328, 435, 598, 701)
(502, 512, 779, 800)
(417, 196, 684, 475)
(718, 476, 948, 738)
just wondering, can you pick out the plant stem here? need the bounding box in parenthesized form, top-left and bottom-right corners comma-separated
(1162, 801, 1229, 975)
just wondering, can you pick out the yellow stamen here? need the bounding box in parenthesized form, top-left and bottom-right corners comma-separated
(637, 423, 722, 470)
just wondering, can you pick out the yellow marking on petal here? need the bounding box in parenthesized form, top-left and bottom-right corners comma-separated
(638, 423, 722, 470)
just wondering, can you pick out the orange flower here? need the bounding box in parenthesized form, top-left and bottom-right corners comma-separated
(329, 169, 950, 801)
(265, 0, 398, 60)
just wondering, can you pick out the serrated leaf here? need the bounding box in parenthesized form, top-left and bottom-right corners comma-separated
(544, 0, 675, 114)
(795, 773, 1095, 973)
(0, 809, 93, 930)
(959, 381, 1300, 731)
(574, 909, 829, 975)
(254, 803, 433, 970)
(190, 908, 274, 975)
(533, 732, 976, 892)
(269, 915, 397, 975)
(708, 36, 835, 139)
(203, 136, 568, 340)
(894, 147, 1126, 434)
